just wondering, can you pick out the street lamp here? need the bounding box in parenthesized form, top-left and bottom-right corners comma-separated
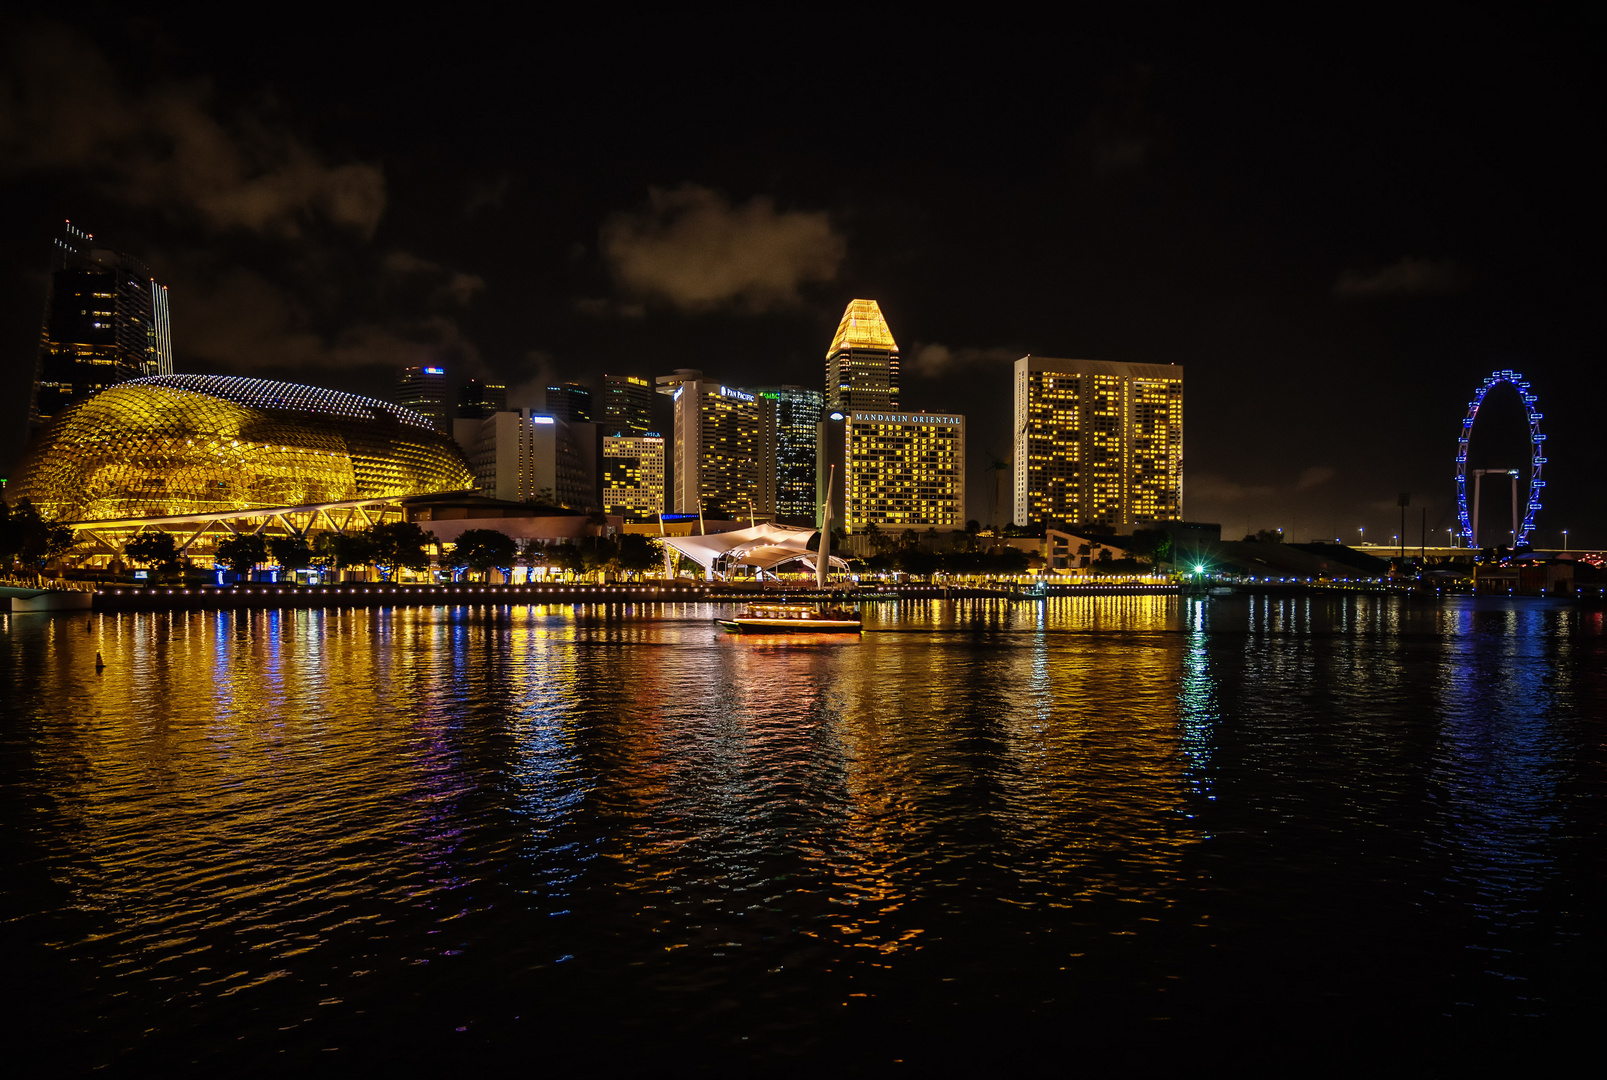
(1358, 527, 1365, 545)
(1563, 529, 1568, 550)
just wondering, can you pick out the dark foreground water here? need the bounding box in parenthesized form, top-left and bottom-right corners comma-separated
(2, 596, 1604, 1073)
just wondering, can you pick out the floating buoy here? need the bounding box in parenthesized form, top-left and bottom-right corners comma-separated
(95, 651, 104, 672)
(86, 618, 92, 632)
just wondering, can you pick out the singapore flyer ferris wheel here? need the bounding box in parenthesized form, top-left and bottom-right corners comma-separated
(1455, 370, 1546, 548)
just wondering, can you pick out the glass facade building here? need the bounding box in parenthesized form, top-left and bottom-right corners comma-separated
(11, 374, 474, 522)
(1013, 356, 1184, 529)
(601, 374, 654, 437)
(396, 365, 450, 431)
(753, 385, 823, 524)
(544, 382, 593, 424)
(457, 379, 508, 419)
(32, 223, 173, 433)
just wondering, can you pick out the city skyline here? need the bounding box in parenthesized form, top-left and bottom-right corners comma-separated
(0, 13, 1599, 544)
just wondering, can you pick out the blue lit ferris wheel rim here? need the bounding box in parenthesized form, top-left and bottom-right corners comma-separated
(1454, 370, 1546, 546)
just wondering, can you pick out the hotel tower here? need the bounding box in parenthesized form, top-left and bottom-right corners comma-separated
(825, 299, 899, 412)
(1013, 356, 1183, 529)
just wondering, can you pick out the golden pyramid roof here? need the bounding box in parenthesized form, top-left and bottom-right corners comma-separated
(827, 299, 898, 355)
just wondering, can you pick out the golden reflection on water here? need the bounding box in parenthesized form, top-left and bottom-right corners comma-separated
(4, 592, 1599, 1065)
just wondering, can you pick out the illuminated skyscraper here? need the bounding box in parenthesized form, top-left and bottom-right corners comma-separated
(396, 365, 449, 431)
(753, 385, 822, 524)
(655, 369, 774, 519)
(601, 374, 653, 436)
(818, 409, 965, 531)
(602, 435, 666, 517)
(825, 299, 899, 413)
(1012, 356, 1183, 529)
(31, 222, 173, 433)
(544, 382, 593, 424)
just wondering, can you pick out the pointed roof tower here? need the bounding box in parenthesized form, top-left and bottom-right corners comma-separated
(825, 299, 899, 412)
(828, 299, 898, 355)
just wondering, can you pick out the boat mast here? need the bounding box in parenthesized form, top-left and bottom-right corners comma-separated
(817, 464, 834, 591)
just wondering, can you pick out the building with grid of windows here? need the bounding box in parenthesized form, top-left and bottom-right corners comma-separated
(825, 299, 899, 413)
(1012, 356, 1183, 529)
(655, 369, 774, 520)
(32, 222, 173, 434)
(602, 435, 665, 518)
(752, 385, 822, 524)
(818, 409, 965, 532)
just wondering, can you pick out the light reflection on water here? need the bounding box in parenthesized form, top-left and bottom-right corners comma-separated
(1, 595, 1603, 1070)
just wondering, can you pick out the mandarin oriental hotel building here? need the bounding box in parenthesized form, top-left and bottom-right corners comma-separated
(818, 410, 965, 531)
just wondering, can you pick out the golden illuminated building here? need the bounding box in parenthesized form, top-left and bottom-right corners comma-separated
(819, 410, 965, 531)
(1013, 356, 1183, 529)
(826, 299, 900, 413)
(602, 435, 665, 517)
(11, 374, 474, 522)
(656, 370, 774, 519)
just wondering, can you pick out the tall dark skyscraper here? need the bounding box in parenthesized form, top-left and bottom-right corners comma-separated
(31, 222, 173, 433)
(600, 374, 653, 436)
(754, 385, 822, 524)
(825, 299, 899, 413)
(457, 378, 507, 420)
(396, 365, 449, 430)
(544, 382, 593, 424)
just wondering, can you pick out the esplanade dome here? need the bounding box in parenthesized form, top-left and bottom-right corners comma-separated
(11, 374, 474, 522)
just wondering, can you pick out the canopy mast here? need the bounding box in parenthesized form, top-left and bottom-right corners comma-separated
(817, 465, 834, 591)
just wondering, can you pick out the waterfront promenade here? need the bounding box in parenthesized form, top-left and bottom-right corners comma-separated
(84, 579, 1180, 612)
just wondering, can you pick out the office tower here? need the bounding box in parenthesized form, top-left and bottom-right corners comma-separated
(397, 365, 449, 430)
(31, 222, 173, 433)
(1012, 356, 1184, 529)
(753, 385, 823, 524)
(818, 408, 965, 532)
(544, 382, 593, 424)
(457, 379, 508, 420)
(602, 435, 666, 517)
(458, 410, 596, 508)
(601, 374, 653, 436)
(825, 299, 899, 413)
(655, 369, 774, 520)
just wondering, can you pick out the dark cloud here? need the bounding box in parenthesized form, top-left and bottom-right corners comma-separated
(1333, 257, 1473, 299)
(600, 185, 845, 312)
(152, 254, 482, 375)
(0, 19, 385, 237)
(380, 251, 486, 308)
(1073, 65, 1170, 176)
(463, 173, 512, 217)
(906, 342, 1019, 379)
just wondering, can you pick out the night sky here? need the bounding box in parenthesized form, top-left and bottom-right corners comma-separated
(1, 9, 1600, 543)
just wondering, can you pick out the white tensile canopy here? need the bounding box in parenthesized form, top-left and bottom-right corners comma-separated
(659, 523, 848, 577)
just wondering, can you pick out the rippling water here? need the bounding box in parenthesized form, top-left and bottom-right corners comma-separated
(3, 596, 1603, 1071)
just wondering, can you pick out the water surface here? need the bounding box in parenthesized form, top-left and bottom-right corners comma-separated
(2, 596, 1602, 1071)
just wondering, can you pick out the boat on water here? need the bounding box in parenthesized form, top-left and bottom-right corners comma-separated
(716, 465, 862, 634)
(716, 602, 863, 634)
